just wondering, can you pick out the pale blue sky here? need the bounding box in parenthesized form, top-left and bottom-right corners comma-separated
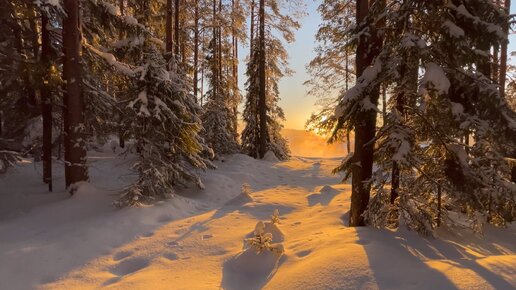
(239, 1, 516, 130)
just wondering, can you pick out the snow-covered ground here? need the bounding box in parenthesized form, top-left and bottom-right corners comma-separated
(0, 146, 515, 290)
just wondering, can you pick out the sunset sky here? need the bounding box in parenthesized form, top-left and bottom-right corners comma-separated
(238, 1, 516, 130)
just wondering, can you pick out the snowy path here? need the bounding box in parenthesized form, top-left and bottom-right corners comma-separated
(1, 153, 515, 289)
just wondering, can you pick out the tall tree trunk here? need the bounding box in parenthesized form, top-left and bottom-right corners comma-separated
(181, 22, 186, 64)
(193, 0, 199, 101)
(218, 0, 223, 82)
(390, 87, 404, 204)
(212, 0, 218, 96)
(174, 0, 180, 56)
(250, 0, 255, 53)
(41, 13, 53, 191)
(345, 48, 351, 154)
(349, 0, 383, 226)
(499, 0, 511, 99)
(166, 0, 173, 61)
(258, 0, 267, 158)
(63, 0, 88, 189)
(119, 0, 126, 148)
(232, 0, 239, 134)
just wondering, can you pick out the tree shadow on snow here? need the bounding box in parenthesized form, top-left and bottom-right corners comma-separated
(355, 226, 514, 290)
(221, 249, 286, 290)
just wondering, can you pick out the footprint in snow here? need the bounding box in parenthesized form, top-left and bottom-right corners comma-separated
(140, 232, 154, 238)
(163, 252, 179, 261)
(202, 234, 214, 240)
(167, 241, 179, 247)
(110, 257, 150, 276)
(295, 250, 312, 258)
(113, 250, 134, 261)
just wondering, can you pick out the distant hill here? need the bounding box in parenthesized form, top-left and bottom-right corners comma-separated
(282, 129, 352, 158)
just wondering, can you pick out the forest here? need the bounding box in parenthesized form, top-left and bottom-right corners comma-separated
(0, 0, 515, 289)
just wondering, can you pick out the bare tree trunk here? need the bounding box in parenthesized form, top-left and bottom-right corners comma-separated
(499, 0, 511, 99)
(258, 0, 267, 158)
(174, 0, 180, 56)
(218, 0, 223, 83)
(212, 0, 218, 96)
(193, 0, 199, 101)
(382, 86, 387, 121)
(390, 66, 404, 204)
(181, 21, 186, 64)
(119, 0, 125, 148)
(166, 0, 173, 61)
(349, 0, 383, 226)
(250, 0, 255, 53)
(232, 0, 239, 134)
(201, 29, 205, 105)
(63, 0, 88, 189)
(41, 13, 53, 191)
(436, 184, 442, 227)
(345, 48, 351, 154)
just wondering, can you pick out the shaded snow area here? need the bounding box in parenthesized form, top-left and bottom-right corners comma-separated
(1, 149, 515, 290)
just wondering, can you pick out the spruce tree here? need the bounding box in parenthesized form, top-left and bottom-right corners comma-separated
(241, 0, 301, 160)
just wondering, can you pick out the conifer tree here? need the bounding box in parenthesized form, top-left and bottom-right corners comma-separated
(241, 0, 301, 160)
(200, 0, 240, 156)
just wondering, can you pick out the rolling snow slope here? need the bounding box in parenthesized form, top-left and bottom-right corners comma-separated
(0, 149, 514, 290)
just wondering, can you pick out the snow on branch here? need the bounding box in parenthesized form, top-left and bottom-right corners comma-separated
(335, 59, 382, 118)
(419, 63, 450, 96)
(83, 41, 141, 77)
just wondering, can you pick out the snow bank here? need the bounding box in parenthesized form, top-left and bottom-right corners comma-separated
(263, 150, 280, 162)
(1, 150, 514, 289)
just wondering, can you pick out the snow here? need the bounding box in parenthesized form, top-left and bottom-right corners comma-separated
(450, 102, 464, 117)
(400, 33, 426, 49)
(263, 150, 280, 162)
(419, 63, 451, 96)
(442, 20, 465, 38)
(100, 2, 121, 16)
(1, 147, 515, 289)
(335, 60, 382, 118)
(85, 42, 138, 76)
(448, 4, 506, 39)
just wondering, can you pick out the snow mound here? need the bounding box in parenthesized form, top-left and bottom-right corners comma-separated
(225, 217, 285, 290)
(263, 150, 280, 162)
(262, 221, 285, 243)
(307, 185, 341, 206)
(319, 185, 338, 194)
(222, 247, 283, 290)
(226, 183, 253, 205)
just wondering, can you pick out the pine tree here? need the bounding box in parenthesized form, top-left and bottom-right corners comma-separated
(330, 0, 384, 226)
(366, 0, 514, 233)
(200, 0, 240, 156)
(86, 0, 214, 206)
(241, 0, 301, 160)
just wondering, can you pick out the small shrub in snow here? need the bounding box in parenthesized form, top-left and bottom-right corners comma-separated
(271, 209, 280, 224)
(242, 183, 252, 196)
(245, 220, 284, 257)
